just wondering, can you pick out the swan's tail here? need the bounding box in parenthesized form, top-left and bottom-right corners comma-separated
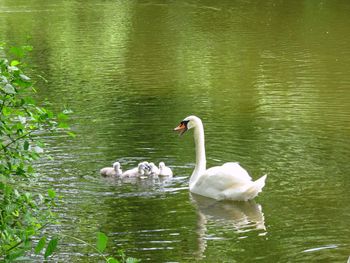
(244, 174, 267, 201)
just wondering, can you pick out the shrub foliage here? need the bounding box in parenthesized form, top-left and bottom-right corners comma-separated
(0, 46, 67, 260)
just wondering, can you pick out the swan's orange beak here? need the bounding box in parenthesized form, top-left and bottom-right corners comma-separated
(174, 122, 188, 136)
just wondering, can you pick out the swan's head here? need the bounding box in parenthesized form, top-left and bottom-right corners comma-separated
(174, 115, 201, 135)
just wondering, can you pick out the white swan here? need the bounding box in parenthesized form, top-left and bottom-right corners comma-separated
(100, 161, 122, 177)
(174, 115, 266, 201)
(158, 162, 173, 177)
(121, 162, 148, 178)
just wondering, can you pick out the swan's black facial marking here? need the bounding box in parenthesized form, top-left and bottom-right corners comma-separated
(181, 120, 189, 127)
(174, 120, 189, 136)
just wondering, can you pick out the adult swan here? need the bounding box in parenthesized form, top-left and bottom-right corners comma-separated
(174, 115, 266, 201)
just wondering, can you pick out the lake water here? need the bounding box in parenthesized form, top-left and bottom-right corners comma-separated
(1, 0, 350, 262)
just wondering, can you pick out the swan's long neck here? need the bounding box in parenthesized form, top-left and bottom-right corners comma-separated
(190, 120, 206, 185)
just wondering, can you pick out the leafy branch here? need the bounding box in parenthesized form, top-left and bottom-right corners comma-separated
(0, 45, 72, 261)
(0, 45, 137, 262)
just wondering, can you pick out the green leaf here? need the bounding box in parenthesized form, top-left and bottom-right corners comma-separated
(107, 258, 120, 263)
(27, 165, 34, 173)
(57, 112, 68, 121)
(10, 60, 20, 66)
(24, 96, 36, 104)
(10, 45, 32, 58)
(44, 237, 58, 259)
(20, 74, 31, 81)
(3, 83, 16, 94)
(8, 65, 19, 71)
(34, 236, 46, 254)
(24, 140, 29, 150)
(67, 131, 76, 138)
(96, 232, 108, 252)
(7, 251, 25, 261)
(10, 46, 24, 58)
(1, 75, 8, 83)
(58, 122, 69, 129)
(48, 189, 56, 199)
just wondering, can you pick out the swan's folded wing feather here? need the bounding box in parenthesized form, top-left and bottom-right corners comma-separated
(221, 162, 252, 180)
(195, 163, 252, 191)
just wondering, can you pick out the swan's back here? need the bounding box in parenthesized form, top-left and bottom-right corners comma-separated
(191, 162, 266, 201)
(204, 162, 252, 186)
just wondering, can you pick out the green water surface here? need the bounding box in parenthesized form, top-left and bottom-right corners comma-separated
(1, 1, 350, 262)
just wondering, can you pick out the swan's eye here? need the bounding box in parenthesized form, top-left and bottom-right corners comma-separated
(181, 120, 189, 127)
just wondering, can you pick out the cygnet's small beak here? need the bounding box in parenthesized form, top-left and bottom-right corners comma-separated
(174, 122, 188, 136)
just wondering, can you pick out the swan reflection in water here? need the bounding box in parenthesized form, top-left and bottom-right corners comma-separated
(190, 193, 266, 258)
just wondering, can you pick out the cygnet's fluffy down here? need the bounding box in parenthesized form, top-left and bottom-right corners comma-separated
(121, 162, 148, 178)
(139, 161, 151, 176)
(158, 162, 173, 177)
(148, 162, 160, 176)
(100, 162, 122, 177)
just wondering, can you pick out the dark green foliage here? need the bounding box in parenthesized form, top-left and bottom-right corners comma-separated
(44, 237, 58, 259)
(0, 45, 70, 260)
(0, 45, 138, 262)
(34, 236, 46, 254)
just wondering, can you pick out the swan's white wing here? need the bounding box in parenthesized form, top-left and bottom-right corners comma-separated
(207, 162, 252, 185)
(221, 162, 252, 181)
(192, 163, 252, 191)
(190, 162, 262, 200)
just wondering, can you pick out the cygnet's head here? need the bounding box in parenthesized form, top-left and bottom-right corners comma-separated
(140, 161, 149, 168)
(138, 162, 148, 169)
(174, 115, 201, 136)
(137, 162, 151, 175)
(113, 162, 120, 170)
(138, 162, 147, 175)
(149, 162, 156, 169)
(159, 162, 165, 169)
(149, 162, 159, 174)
